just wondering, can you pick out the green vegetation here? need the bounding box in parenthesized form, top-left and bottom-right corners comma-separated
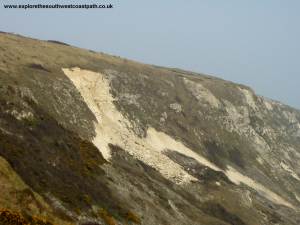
(0, 95, 121, 221)
(201, 202, 246, 225)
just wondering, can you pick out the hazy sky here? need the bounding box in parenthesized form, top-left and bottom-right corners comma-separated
(1, 0, 299, 109)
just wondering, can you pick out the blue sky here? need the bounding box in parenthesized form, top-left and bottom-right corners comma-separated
(1, 0, 299, 109)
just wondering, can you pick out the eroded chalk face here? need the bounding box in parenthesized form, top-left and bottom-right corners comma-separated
(62, 67, 196, 184)
(62, 67, 294, 209)
(183, 77, 221, 109)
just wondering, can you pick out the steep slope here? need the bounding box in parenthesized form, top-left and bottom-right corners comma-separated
(0, 32, 299, 225)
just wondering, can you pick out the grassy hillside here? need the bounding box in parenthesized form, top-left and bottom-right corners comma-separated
(0, 32, 299, 225)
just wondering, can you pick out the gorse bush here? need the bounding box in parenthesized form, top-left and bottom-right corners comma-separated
(0, 209, 53, 225)
(125, 211, 141, 224)
(0, 209, 27, 225)
(98, 208, 116, 225)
